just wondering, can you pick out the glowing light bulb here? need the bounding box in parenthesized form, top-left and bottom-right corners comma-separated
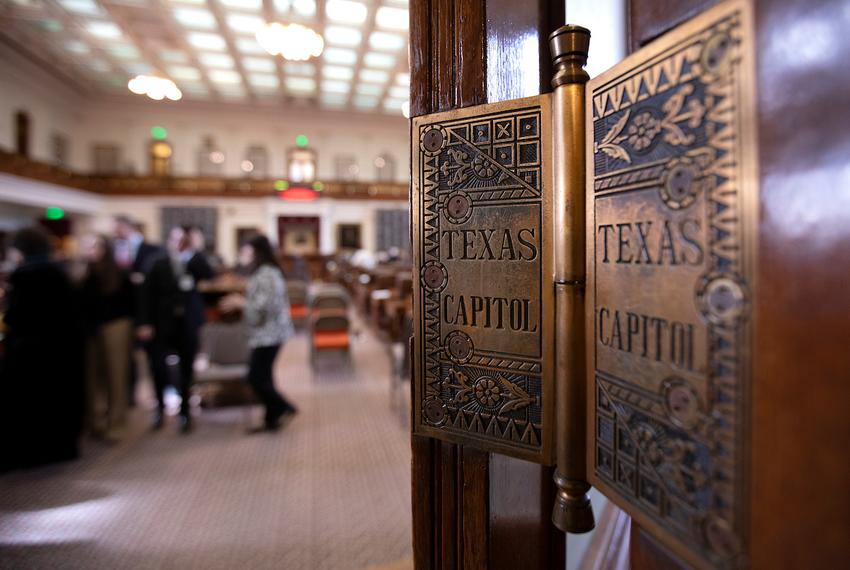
(257, 22, 324, 61)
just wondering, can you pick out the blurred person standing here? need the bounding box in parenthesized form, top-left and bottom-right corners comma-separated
(113, 215, 161, 278)
(138, 226, 213, 433)
(188, 225, 224, 275)
(80, 234, 134, 442)
(220, 235, 297, 432)
(113, 215, 163, 408)
(0, 227, 84, 471)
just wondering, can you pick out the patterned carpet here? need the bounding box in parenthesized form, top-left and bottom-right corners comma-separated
(0, 323, 413, 570)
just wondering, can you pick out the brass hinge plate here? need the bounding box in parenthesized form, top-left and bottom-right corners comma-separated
(411, 94, 555, 464)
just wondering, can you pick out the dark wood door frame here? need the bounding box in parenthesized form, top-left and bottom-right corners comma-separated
(409, 2, 566, 569)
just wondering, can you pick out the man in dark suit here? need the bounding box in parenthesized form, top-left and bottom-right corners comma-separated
(114, 215, 163, 408)
(138, 226, 213, 433)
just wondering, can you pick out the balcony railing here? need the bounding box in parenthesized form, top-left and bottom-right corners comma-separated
(0, 150, 409, 200)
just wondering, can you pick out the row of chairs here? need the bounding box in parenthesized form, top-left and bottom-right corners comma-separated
(195, 280, 354, 410)
(306, 283, 352, 369)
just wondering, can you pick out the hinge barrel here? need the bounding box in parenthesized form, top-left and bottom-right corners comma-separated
(549, 24, 594, 534)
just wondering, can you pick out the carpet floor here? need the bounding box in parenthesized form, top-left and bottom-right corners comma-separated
(0, 322, 413, 570)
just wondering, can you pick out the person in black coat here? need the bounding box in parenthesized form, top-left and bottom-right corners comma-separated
(1, 227, 85, 472)
(114, 215, 163, 408)
(138, 226, 213, 433)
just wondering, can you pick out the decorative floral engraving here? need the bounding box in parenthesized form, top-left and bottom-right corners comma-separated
(595, 109, 632, 163)
(658, 84, 705, 146)
(595, 84, 708, 164)
(627, 112, 662, 151)
(445, 369, 536, 414)
(474, 377, 502, 406)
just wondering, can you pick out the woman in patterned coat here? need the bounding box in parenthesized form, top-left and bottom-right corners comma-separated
(221, 234, 296, 431)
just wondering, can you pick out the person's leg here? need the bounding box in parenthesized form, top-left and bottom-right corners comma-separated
(247, 345, 287, 426)
(146, 341, 168, 427)
(102, 318, 131, 439)
(127, 342, 138, 408)
(84, 333, 104, 435)
(177, 328, 199, 421)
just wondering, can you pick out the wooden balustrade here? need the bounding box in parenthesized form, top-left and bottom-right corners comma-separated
(0, 150, 408, 200)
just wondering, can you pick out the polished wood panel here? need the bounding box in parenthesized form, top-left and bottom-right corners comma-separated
(750, 0, 850, 567)
(629, 526, 689, 570)
(485, 0, 564, 103)
(489, 454, 565, 569)
(627, 0, 719, 51)
(409, 1, 565, 568)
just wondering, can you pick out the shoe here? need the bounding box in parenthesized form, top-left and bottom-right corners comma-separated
(151, 411, 165, 431)
(179, 415, 193, 434)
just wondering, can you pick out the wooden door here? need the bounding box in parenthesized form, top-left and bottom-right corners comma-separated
(409, 2, 566, 569)
(410, 0, 850, 568)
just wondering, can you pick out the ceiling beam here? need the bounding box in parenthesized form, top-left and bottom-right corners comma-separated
(208, 0, 256, 103)
(346, 0, 379, 110)
(378, 42, 410, 115)
(40, 0, 132, 93)
(0, 21, 93, 96)
(148, 0, 220, 101)
(261, 0, 289, 107)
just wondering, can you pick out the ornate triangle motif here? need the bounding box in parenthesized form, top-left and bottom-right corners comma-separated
(442, 129, 540, 197)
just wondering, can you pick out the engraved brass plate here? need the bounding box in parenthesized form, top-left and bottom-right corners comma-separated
(412, 95, 554, 463)
(586, 1, 756, 567)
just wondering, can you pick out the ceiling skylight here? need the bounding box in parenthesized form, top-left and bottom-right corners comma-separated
(108, 44, 140, 59)
(383, 97, 406, 111)
(124, 62, 154, 75)
(326, 0, 368, 24)
(8, 0, 410, 113)
(321, 80, 351, 94)
(242, 57, 276, 72)
(356, 83, 383, 96)
(248, 73, 279, 87)
(199, 53, 235, 68)
(173, 7, 217, 30)
(219, 0, 262, 10)
(208, 69, 242, 83)
(324, 25, 361, 47)
(363, 52, 394, 69)
(65, 40, 90, 54)
(359, 69, 389, 83)
(85, 21, 123, 40)
(369, 31, 404, 51)
(323, 65, 354, 80)
(58, 0, 102, 16)
(291, 0, 316, 17)
(160, 49, 190, 63)
(187, 32, 227, 51)
(285, 62, 315, 76)
(235, 37, 266, 54)
(286, 77, 316, 92)
(320, 93, 348, 106)
(168, 65, 202, 80)
(387, 85, 408, 98)
(375, 6, 408, 30)
(323, 47, 357, 65)
(227, 14, 264, 34)
(353, 95, 379, 108)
